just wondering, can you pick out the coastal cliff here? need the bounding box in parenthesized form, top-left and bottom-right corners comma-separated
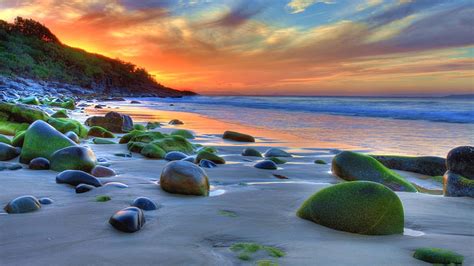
(0, 17, 194, 99)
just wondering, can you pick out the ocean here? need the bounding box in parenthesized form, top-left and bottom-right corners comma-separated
(128, 96, 474, 157)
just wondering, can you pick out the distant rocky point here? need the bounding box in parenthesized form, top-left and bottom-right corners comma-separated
(0, 17, 195, 99)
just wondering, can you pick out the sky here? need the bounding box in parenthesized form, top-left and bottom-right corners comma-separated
(0, 0, 473, 96)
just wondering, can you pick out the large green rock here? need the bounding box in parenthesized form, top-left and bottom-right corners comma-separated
(140, 143, 166, 159)
(46, 99, 76, 110)
(0, 102, 49, 123)
(11, 131, 26, 147)
(119, 130, 145, 144)
(87, 126, 115, 138)
(20, 120, 76, 164)
(50, 146, 97, 172)
(51, 109, 69, 118)
(47, 118, 88, 138)
(0, 121, 29, 136)
(297, 181, 404, 235)
(19, 96, 41, 105)
(0, 134, 11, 145)
(149, 135, 194, 154)
(332, 151, 417, 192)
(413, 247, 464, 265)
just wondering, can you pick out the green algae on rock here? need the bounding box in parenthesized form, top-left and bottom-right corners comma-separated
(51, 109, 69, 118)
(149, 135, 194, 154)
(87, 126, 115, 138)
(332, 151, 417, 192)
(297, 181, 404, 235)
(96, 195, 111, 202)
(413, 247, 464, 265)
(0, 121, 29, 136)
(0, 134, 11, 145)
(371, 155, 446, 176)
(314, 159, 327, 165)
(92, 138, 116, 145)
(196, 150, 225, 164)
(11, 130, 26, 147)
(242, 148, 263, 157)
(171, 129, 195, 139)
(47, 117, 88, 138)
(133, 124, 146, 131)
(19, 96, 41, 105)
(267, 157, 286, 164)
(140, 143, 166, 159)
(0, 102, 49, 123)
(20, 120, 76, 164)
(223, 130, 255, 142)
(230, 242, 285, 262)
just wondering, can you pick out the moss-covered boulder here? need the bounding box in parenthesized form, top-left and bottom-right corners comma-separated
(0, 102, 49, 123)
(50, 146, 97, 172)
(51, 109, 69, 118)
(146, 122, 161, 130)
(443, 170, 474, 197)
(46, 99, 76, 110)
(160, 161, 209, 196)
(140, 143, 166, 159)
(119, 130, 145, 144)
(129, 131, 165, 143)
(371, 155, 446, 176)
(0, 134, 11, 145)
(223, 131, 255, 142)
(127, 142, 147, 153)
(11, 131, 26, 147)
(47, 117, 88, 138)
(20, 120, 76, 164)
(171, 129, 195, 139)
(332, 151, 417, 192)
(149, 135, 194, 154)
(133, 124, 146, 131)
(87, 126, 115, 138)
(19, 96, 41, 105)
(199, 146, 218, 154)
(0, 143, 20, 161)
(242, 148, 262, 157)
(297, 181, 404, 235)
(413, 247, 464, 265)
(196, 151, 225, 164)
(0, 121, 29, 136)
(267, 157, 286, 164)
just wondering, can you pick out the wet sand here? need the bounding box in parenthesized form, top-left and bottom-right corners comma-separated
(0, 101, 473, 265)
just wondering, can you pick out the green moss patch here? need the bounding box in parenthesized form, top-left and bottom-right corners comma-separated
(230, 242, 285, 262)
(96, 195, 111, 202)
(196, 150, 225, 164)
(88, 126, 115, 138)
(413, 247, 464, 265)
(47, 117, 88, 138)
(133, 124, 146, 131)
(267, 157, 286, 164)
(257, 260, 279, 266)
(314, 159, 327, 164)
(171, 129, 195, 139)
(218, 210, 238, 217)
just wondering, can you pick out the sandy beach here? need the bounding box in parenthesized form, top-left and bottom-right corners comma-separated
(0, 100, 473, 266)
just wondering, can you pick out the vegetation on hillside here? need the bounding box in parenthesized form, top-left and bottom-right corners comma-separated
(0, 17, 192, 95)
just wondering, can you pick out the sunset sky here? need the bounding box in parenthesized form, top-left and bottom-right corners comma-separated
(1, 0, 473, 95)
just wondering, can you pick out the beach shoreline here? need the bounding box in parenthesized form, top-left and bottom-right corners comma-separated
(0, 99, 472, 265)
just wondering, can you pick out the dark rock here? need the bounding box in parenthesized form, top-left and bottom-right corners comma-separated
(85, 111, 133, 133)
(254, 160, 278, 170)
(0, 162, 22, 170)
(223, 131, 255, 142)
(242, 148, 262, 157)
(160, 161, 210, 196)
(0, 142, 20, 161)
(168, 119, 183, 125)
(56, 170, 102, 187)
(199, 159, 217, 168)
(91, 165, 116, 177)
(50, 146, 97, 172)
(109, 207, 145, 233)
(165, 151, 188, 161)
(130, 100, 141, 104)
(443, 170, 474, 197)
(264, 148, 292, 158)
(131, 197, 158, 211)
(447, 146, 474, 179)
(75, 183, 95, 193)
(29, 157, 50, 170)
(196, 151, 225, 164)
(39, 197, 53, 205)
(371, 155, 446, 176)
(4, 195, 41, 214)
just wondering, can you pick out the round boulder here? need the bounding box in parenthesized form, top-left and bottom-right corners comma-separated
(56, 170, 102, 187)
(297, 181, 404, 235)
(109, 207, 146, 233)
(4, 195, 41, 214)
(264, 148, 292, 158)
(131, 197, 158, 211)
(91, 165, 116, 177)
(29, 157, 50, 170)
(39, 197, 53, 205)
(160, 161, 210, 196)
(50, 146, 97, 172)
(254, 160, 278, 170)
(447, 146, 474, 179)
(75, 183, 95, 193)
(0, 142, 20, 161)
(242, 148, 262, 157)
